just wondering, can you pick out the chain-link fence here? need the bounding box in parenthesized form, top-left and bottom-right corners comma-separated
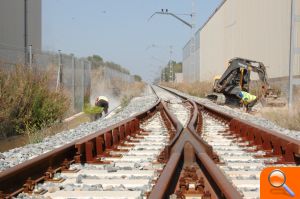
(89, 66, 135, 104)
(0, 44, 135, 115)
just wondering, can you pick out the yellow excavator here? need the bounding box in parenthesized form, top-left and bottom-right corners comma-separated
(206, 57, 285, 107)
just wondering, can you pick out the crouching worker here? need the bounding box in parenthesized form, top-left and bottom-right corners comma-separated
(95, 96, 109, 115)
(238, 91, 258, 112)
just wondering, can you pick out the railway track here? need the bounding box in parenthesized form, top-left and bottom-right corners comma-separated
(39, 112, 169, 198)
(0, 85, 299, 199)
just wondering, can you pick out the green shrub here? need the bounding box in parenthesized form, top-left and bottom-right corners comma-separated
(0, 65, 70, 139)
(83, 103, 103, 114)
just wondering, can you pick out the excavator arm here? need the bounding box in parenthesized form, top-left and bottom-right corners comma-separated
(214, 58, 270, 94)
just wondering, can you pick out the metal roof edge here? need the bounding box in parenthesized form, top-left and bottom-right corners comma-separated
(182, 0, 226, 50)
(195, 0, 227, 35)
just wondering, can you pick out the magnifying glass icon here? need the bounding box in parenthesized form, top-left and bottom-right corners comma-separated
(268, 169, 295, 197)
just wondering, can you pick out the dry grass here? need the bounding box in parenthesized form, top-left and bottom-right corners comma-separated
(120, 82, 145, 108)
(161, 81, 213, 98)
(258, 105, 300, 131)
(122, 81, 145, 98)
(259, 86, 300, 131)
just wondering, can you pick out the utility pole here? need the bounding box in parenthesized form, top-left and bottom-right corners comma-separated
(288, 0, 300, 109)
(191, 0, 197, 82)
(162, 67, 165, 82)
(24, 0, 28, 65)
(169, 46, 173, 82)
(149, 52, 169, 83)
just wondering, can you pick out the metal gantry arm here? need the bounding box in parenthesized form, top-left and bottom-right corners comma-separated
(148, 11, 192, 29)
(148, 8, 196, 82)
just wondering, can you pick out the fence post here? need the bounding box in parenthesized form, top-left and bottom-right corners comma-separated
(28, 45, 32, 68)
(82, 59, 85, 110)
(72, 55, 76, 110)
(87, 61, 91, 103)
(56, 50, 62, 91)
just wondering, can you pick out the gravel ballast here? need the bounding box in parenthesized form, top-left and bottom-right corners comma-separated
(0, 86, 157, 172)
(161, 86, 300, 140)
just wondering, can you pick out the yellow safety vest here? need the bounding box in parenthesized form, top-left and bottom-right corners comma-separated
(241, 91, 256, 104)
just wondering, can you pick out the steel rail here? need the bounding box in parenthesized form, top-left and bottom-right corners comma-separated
(150, 128, 243, 199)
(0, 98, 162, 196)
(148, 152, 183, 199)
(150, 88, 243, 198)
(161, 101, 184, 148)
(4, 84, 297, 198)
(159, 86, 300, 164)
(187, 100, 219, 161)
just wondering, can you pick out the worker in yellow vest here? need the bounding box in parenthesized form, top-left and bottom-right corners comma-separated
(238, 91, 258, 112)
(95, 96, 109, 114)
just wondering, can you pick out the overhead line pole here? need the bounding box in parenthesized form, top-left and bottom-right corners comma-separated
(288, 0, 300, 109)
(24, 0, 28, 66)
(191, 0, 196, 82)
(148, 4, 197, 83)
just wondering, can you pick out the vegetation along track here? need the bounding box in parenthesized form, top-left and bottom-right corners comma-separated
(0, 85, 300, 199)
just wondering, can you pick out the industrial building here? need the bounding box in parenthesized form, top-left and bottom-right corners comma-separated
(0, 0, 41, 63)
(183, 0, 300, 83)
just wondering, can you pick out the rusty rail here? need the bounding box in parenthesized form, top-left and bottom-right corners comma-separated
(150, 127, 243, 199)
(148, 152, 183, 198)
(3, 85, 298, 198)
(150, 88, 243, 198)
(160, 85, 300, 165)
(200, 104, 300, 164)
(229, 118, 300, 164)
(0, 99, 162, 196)
(0, 142, 76, 195)
(161, 101, 184, 148)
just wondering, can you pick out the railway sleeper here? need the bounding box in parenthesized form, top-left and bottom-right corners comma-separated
(229, 119, 300, 164)
(12, 111, 171, 198)
(199, 111, 299, 165)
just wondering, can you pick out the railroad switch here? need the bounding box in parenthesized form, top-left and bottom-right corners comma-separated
(176, 166, 211, 198)
(160, 110, 172, 129)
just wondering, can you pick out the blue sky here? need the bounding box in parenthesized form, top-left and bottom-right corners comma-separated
(43, 0, 222, 82)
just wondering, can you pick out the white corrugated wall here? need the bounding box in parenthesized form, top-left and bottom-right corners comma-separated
(183, 0, 300, 82)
